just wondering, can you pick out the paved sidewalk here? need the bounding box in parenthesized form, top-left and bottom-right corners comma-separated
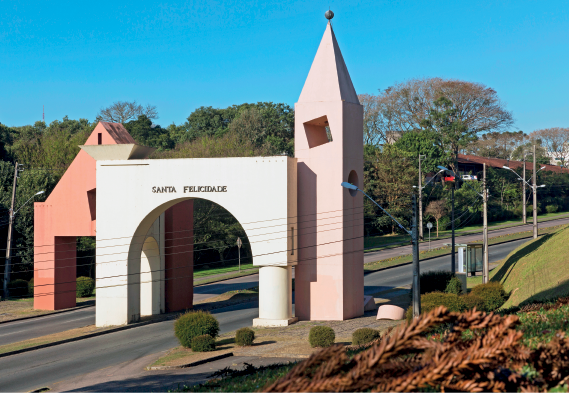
(47, 353, 296, 392)
(364, 217, 569, 264)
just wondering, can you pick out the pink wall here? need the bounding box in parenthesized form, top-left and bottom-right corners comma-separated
(35, 123, 132, 310)
(295, 23, 364, 321)
(164, 200, 194, 312)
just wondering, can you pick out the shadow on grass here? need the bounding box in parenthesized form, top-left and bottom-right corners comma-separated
(518, 278, 569, 307)
(491, 234, 553, 284)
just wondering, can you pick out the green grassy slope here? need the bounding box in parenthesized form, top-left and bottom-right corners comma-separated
(490, 226, 569, 308)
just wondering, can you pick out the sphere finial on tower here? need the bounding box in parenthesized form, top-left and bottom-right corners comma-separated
(325, 10, 334, 21)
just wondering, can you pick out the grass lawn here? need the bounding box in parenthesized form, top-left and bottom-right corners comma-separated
(194, 263, 256, 278)
(0, 296, 95, 323)
(364, 211, 569, 250)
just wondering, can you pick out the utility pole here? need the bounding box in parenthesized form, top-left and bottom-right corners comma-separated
(412, 193, 420, 319)
(451, 186, 455, 274)
(533, 144, 538, 239)
(483, 163, 489, 284)
(522, 152, 527, 224)
(418, 154, 424, 240)
(3, 163, 20, 300)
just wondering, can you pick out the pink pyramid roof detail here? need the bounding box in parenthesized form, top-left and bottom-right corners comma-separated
(298, 23, 359, 104)
(100, 122, 136, 144)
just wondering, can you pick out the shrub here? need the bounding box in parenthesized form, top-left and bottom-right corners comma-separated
(76, 276, 95, 298)
(419, 270, 455, 294)
(462, 293, 486, 311)
(546, 204, 558, 214)
(174, 310, 220, 348)
(352, 328, 380, 346)
(406, 292, 465, 322)
(191, 334, 216, 352)
(471, 282, 507, 312)
(8, 279, 29, 298)
(28, 278, 34, 296)
(445, 276, 463, 295)
(235, 327, 255, 346)
(309, 326, 335, 348)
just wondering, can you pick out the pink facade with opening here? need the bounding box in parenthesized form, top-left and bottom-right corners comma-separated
(34, 123, 194, 312)
(295, 22, 364, 321)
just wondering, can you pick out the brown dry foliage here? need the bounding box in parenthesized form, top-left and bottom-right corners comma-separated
(264, 307, 569, 392)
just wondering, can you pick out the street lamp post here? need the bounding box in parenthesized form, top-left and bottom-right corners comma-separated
(3, 190, 45, 300)
(340, 182, 421, 318)
(502, 162, 546, 240)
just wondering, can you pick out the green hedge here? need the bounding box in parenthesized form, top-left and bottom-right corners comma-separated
(174, 310, 220, 348)
(444, 277, 463, 295)
(235, 328, 255, 346)
(352, 328, 380, 346)
(470, 282, 507, 312)
(419, 271, 455, 295)
(191, 334, 216, 352)
(76, 276, 95, 298)
(406, 292, 465, 322)
(8, 279, 29, 298)
(309, 326, 335, 348)
(462, 293, 486, 311)
(28, 278, 34, 296)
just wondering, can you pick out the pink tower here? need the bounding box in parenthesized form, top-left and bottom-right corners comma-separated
(295, 19, 364, 320)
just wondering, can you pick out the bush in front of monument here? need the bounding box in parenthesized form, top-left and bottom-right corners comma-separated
(7, 279, 29, 298)
(191, 334, 216, 352)
(76, 276, 95, 298)
(235, 327, 255, 346)
(352, 328, 380, 346)
(309, 326, 335, 348)
(174, 310, 220, 348)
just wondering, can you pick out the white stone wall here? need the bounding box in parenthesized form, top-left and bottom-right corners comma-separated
(95, 156, 297, 326)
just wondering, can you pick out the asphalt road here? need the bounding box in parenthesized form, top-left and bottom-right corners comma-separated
(0, 237, 531, 392)
(0, 274, 261, 347)
(364, 216, 569, 263)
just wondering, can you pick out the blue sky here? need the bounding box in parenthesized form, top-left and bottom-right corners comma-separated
(1, 0, 568, 132)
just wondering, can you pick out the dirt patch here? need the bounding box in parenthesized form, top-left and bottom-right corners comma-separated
(0, 297, 95, 323)
(0, 324, 109, 354)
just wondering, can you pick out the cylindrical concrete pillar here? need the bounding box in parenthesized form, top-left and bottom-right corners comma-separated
(255, 265, 295, 326)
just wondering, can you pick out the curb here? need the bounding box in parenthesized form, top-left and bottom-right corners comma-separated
(146, 352, 234, 370)
(364, 234, 538, 276)
(0, 314, 179, 359)
(194, 270, 259, 288)
(0, 272, 260, 327)
(0, 304, 95, 326)
(0, 299, 262, 359)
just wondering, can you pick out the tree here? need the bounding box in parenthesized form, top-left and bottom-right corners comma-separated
(529, 128, 569, 166)
(97, 101, 158, 123)
(393, 129, 444, 175)
(124, 115, 173, 150)
(364, 145, 416, 235)
(152, 131, 270, 159)
(425, 200, 447, 237)
(172, 102, 295, 156)
(420, 97, 474, 173)
(359, 93, 382, 146)
(466, 131, 526, 159)
(364, 77, 514, 147)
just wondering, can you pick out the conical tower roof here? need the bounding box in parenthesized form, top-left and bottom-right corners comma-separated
(298, 23, 359, 104)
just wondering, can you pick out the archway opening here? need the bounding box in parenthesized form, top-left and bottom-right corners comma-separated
(129, 197, 253, 322)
